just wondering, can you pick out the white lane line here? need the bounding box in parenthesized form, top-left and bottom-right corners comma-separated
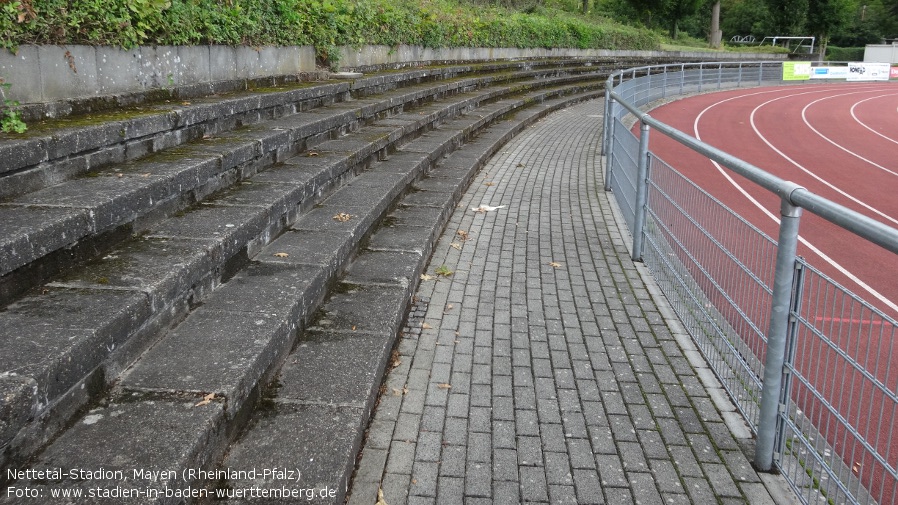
(691, 88, 898, 315)
(801, 92, 898, 178)
(749, 92, 898, 227)
(850, 94, 898, 145)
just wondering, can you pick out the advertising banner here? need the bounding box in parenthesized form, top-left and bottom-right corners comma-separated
(847, 62, 891, 81)
(810, 66, 850, 79)
(892, 66, 898, 80)
(782, 61, 811, 81)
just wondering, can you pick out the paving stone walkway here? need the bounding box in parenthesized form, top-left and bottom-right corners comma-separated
(346, 101, 795, 505)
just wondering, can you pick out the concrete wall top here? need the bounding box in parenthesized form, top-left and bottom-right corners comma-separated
(0, 43, 786, 106)
(335, 44, 786, 71)
(0, 45, 318, 105)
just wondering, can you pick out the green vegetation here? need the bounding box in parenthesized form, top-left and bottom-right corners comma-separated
(0, 78, 26, 133)
(0, 0, 659, 67)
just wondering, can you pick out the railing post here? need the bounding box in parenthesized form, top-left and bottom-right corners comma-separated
(661, 65, 667, 100)
(604, 97, 617, 192)
(602, 78, 613, 156)
(754, 196, 803, 472)
(698, 63, 704, 92)
(680, 63, 685, 95)
(632, 120, 651, 261)
(775, 262, 805, 458)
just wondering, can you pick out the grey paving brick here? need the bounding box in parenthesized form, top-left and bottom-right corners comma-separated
(517, 435, 544, 467)
(409, 460, 439, 497)
(520, 466, 550, 502)
(549, 484, 580, 504)
(387, 440, 417, 475)
(493, 448, 519, 481)
(439, 445, 467, 478)
(573, 469, 604, 505)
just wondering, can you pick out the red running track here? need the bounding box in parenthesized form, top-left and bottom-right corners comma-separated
(642, 82, 898, 504)
(646, 83, 898, 319)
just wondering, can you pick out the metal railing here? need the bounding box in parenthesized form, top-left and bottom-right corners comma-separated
(603, 61, 898, 505)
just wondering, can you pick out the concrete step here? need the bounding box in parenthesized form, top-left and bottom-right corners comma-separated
(0, 57, 610, 479)
(0, 59, 611, 201)
(0, 66, 609, 307)
(1, 85, 604, 503)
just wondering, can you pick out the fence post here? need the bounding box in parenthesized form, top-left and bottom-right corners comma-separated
(602, 79, 613, 156)
(698, 63, 704, 93)
(604, 96, 617, 192)
(775, 262, 805, 457)
(662, 66, 668, 99)
(632, 120, 651, 261)
(754, 197, 803, 472)
(680, 63, 685, 95)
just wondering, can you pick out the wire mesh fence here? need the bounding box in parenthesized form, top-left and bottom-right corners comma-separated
(604, 61, 898, 505)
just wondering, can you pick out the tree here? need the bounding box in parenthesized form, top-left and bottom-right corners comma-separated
(806, 0, 852, 58)
(764, 0, 809, 34)
(664, 0, 704, 38)
(721, 0, 773, 39)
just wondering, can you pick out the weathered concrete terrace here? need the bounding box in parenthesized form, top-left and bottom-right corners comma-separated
(0, 50, 795, 504)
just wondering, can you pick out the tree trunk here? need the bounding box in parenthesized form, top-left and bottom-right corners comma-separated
(710, 1, 722, 48)
(581, 0, 588, 14)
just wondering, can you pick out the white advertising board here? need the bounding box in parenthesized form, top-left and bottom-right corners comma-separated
(847, 62, 892, 81)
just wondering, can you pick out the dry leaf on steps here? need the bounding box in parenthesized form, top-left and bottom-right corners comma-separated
(376, 488, 389, 505)
(273, 252, 289, 258)
(194, 393, 215, 407)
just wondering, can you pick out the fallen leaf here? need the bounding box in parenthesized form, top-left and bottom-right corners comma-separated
(422, 322, 432, 329)
(437, 383, 452, 389)
(307, 151, 319, 157)
(446, 304, 454, 311)
(116, 173, 123, 178)
(194, 393, 215, 407)
(549, 262, 562, 268)
(434, 265, 453, 277)
(376, 488, 389, 505)
(456, 230, 470, 241)
(420, 274, 435, 281)
(181, 101, 191, 106)
(516, 163, 525, 167)
(333, 212, 352, 222)
(450, 242, 462, 250)
(273, 252, 289, 258)
(484, 181, 495, 186)
(202, 134, 212, 140)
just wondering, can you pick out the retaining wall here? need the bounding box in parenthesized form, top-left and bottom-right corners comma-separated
(0, 43, 785, 106)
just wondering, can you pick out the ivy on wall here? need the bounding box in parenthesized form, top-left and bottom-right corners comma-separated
(1, 0, 659, 65)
